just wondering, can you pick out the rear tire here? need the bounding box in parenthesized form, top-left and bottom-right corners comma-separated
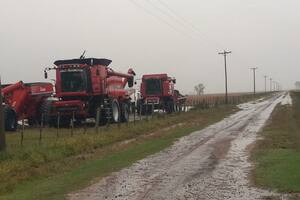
(121, 103, 130, 122)
(4, 106, 17, 131)
(111, 99, 120, 123)
(165, 101, 174, 114)
(28, 118, 37, 126)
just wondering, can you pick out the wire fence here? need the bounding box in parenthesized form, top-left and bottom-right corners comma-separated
(9, 92, 271, 147)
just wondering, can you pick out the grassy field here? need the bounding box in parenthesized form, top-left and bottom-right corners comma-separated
(0, 105, 238, 200)
(252, 91, 300, 199)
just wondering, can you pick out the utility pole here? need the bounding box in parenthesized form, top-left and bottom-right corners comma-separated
(0, 78, 6, 151)
(250, 67, 258, 95)
(270, 78, 272, 92)
(264, 75, 267, 93)
(218, 50, 232, 104)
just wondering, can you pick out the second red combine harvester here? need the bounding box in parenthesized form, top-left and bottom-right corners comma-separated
(137, 73, 186, 114)
(44, 58, 136, 126)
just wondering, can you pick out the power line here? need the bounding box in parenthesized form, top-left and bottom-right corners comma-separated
(155, 0, 225, 49)
(127, 0, 198, 41)
(143, 0, 217, 47)
(129, 0, 224, 50)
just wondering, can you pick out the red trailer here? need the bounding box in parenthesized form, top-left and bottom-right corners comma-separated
(2, 81, 53, 131)
(44, 58, 136, 126)
(137, 73, 186, 114)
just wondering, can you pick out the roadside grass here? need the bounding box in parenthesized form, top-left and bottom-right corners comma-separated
(0, 105, 237, 200)
(252, 91, 300, 199)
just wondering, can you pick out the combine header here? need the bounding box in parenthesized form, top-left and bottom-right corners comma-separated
(44, 58, 136, 126)
(2, 81, 53, 131)
(137, 73, 186, 114)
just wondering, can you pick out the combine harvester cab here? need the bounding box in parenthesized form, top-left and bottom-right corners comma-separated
(2, 81, 53, 131)
(138, 74, 186, 114)
(44, 58, 135, 126)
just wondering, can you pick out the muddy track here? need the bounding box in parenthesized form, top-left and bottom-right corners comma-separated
(69, 94, 287, 200)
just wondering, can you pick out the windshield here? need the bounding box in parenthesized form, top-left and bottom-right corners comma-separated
(145, 79, 162, 95)
(60, 69, 87, 92)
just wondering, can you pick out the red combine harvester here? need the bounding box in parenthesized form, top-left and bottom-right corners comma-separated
(137, 74, 186, 114)
(44, 58, 136, 126)
(2, 81, 53, 131)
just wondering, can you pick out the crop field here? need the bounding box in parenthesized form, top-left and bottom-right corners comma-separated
(185, 92, 269, 107)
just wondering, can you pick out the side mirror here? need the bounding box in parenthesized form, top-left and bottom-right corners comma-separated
(134, 81, 137, 85)
(44, 70, 48, 79)
(172, 79, 176, 84)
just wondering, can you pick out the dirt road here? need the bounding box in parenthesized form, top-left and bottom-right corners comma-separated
(69, 94, 286, 200)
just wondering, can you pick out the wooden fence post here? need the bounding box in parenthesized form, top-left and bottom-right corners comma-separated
(39, 113, 44, 144)
(133, 104, 136, 124)
(70, 111, 74, 137)
(0, 80, 6, 151)
(139, 104, 142, 121)
(21, 117, 24, 146)
(95, 107, 100, 134)
(56, 112, 60, 138)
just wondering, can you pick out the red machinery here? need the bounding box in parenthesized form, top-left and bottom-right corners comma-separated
(137, 74, 186, 114)
(2, 81, 53, 131)
(44, 58, 135, 126)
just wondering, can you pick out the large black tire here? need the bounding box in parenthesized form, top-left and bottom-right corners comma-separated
(121, 103, 130, 122)
(111, 99, 120, 123)
(28, 118, 37, 126)
(4, 106, 17, 131)
(146, 104, 153, 115)
(137, 101, 149, 116)
(165, 101, 175, 114)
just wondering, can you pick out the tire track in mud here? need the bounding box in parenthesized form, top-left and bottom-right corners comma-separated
(69, 94, 287, 200)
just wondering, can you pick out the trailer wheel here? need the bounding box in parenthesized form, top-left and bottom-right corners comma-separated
(4, 106, 17, 131)
(121, 103, 130, 122)
(166, 101, 175, 114)
(111, 99, 120, 123)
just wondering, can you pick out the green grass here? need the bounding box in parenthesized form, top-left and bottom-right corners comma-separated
(252, 91, 300, 199)
(0, 106, 237, 200)
(3, 130, 189, 200)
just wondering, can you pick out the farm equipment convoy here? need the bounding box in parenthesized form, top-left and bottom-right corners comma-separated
(137, 73, 186, 114)
(44, 58, 136, 126)
(2, 81, 53, 131)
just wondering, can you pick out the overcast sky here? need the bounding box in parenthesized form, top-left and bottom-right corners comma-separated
(0, 0, 299, 94)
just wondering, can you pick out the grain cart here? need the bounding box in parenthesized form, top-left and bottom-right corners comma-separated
(137, 74, 186, 114)
(2, 81, 53, 131)
(44, 58, 135, 126)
